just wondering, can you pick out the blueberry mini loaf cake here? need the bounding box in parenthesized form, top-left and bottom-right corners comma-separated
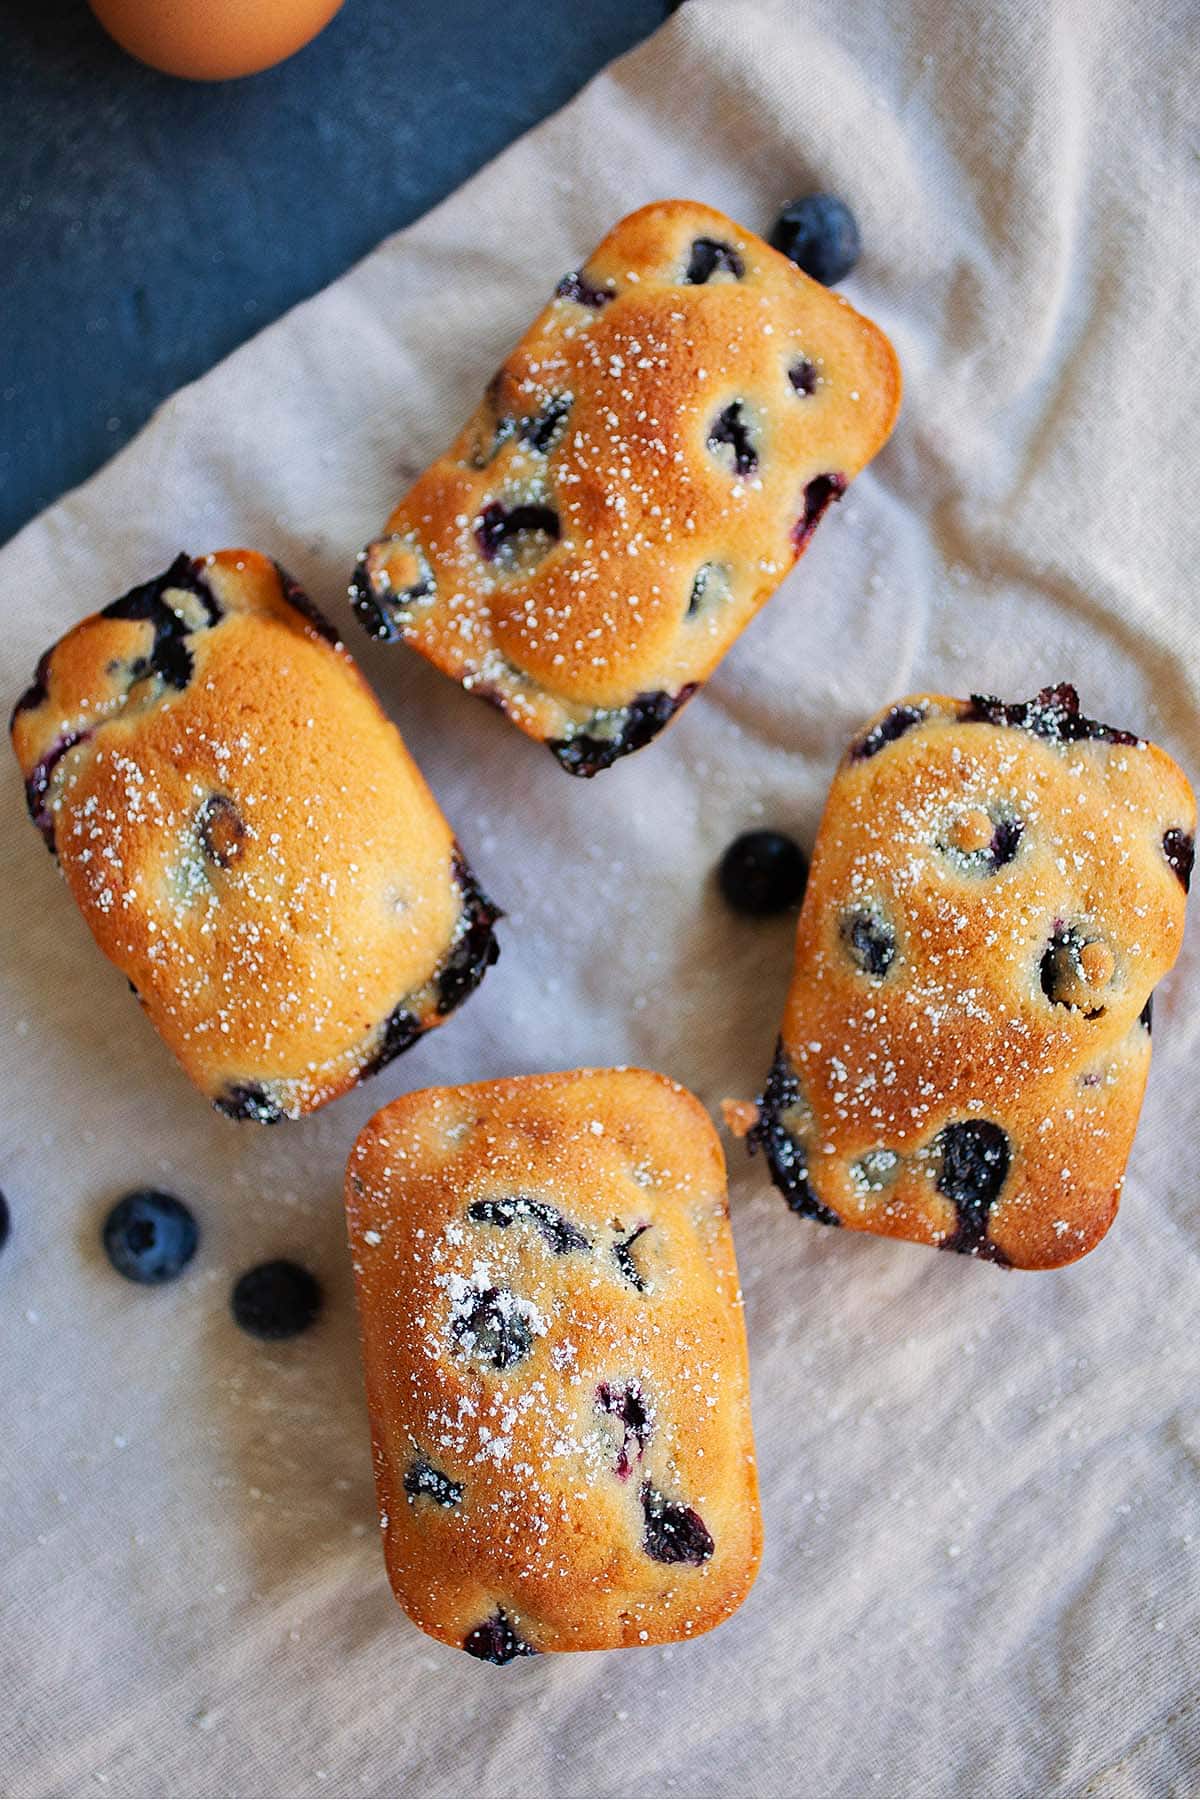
(10, 551, 499, 1121)
(345, 1069, 761, 1658)
(352, 199, 900, 775)
(734, 686, 1194, 1270)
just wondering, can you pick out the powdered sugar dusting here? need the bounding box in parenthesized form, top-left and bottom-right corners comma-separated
(352, 199, 898, 772)
(751, 694, 1192, 1268)
(345, 1071, 761, 1652)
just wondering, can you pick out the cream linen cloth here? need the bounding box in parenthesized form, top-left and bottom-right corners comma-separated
(3, 2, 1199, 1795)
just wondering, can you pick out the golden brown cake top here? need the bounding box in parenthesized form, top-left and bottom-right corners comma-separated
(353, 199, 900, 772)
(11, 551, 497, 1120)
(745, 686, 1194, 1270)
(346, 1068, 762, 1656)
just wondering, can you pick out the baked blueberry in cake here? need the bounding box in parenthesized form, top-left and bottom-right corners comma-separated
(729, 686, 1194, 1270)
(345, 1069, 761, 1656)
(10, 551, 499, 1121)
(351, 199, 900, 775)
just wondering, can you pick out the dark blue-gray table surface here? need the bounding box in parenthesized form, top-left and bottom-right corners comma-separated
(0, 0, 666, 546)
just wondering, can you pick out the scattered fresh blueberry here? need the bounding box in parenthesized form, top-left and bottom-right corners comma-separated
(404, 1460, 464, 1508)
(0, 1190, 9, 1255)
(684, 237, 744, 284)
(612, 1224, 652, 1292)
(770, 194, 861, 286)
(935, 1121, 1011, 1258)
(463, 1609, 538, 1664)
(1140, 993, 1154, 1032)
(1163, 828, 1194, 892)
(231, 1259, 322, 1340)
(452, 1286, 534, 1370)
(467, 1196, 589, 1255)
(842, 904, 896, 977)
(102, 1189, 198, 1285)
(719, 829, 808, 917)
(641, 1483, 714, 1565)
(707, 400, 758, 476)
